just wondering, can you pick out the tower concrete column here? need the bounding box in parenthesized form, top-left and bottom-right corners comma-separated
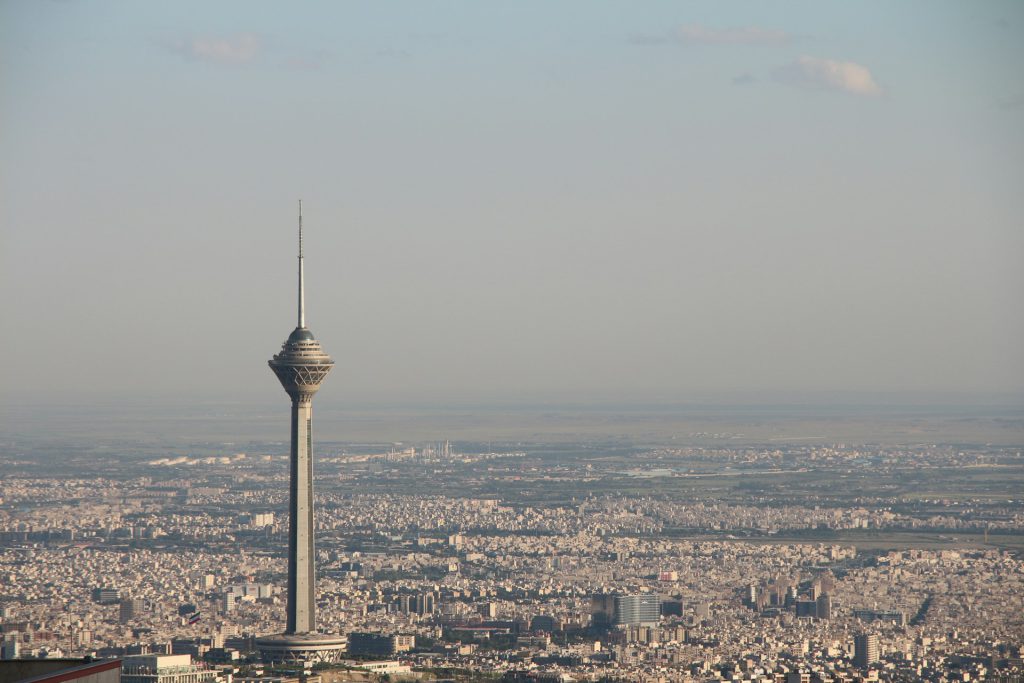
(287, 395, 316, 634)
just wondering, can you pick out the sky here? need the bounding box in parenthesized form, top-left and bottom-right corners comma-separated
(1, 1, 1022, 408)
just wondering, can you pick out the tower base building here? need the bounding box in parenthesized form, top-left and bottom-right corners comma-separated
(255, 633, 347, 665)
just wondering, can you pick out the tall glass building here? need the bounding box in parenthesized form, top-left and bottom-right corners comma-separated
(614, 594, 661, 627)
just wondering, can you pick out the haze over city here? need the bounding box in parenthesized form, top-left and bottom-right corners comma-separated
(2, 1, 1022, 408)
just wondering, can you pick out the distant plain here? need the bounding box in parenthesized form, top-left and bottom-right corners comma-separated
(2, 399, 1022, 446)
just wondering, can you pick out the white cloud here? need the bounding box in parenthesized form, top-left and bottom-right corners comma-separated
(632, 23, 793, 46)
(169, 33, 261, 64)
(773, 56, 882, 97)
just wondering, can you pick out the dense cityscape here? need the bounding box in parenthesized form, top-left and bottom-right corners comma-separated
(2, 435, 1022, 681)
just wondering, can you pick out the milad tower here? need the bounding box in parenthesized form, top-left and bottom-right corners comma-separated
(256, 203, 346, 664)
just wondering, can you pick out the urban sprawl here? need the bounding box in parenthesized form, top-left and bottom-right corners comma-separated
(2, 438, 1022, 682)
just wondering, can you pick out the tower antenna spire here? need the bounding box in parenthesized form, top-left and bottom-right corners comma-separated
(298, 199, 305, 328)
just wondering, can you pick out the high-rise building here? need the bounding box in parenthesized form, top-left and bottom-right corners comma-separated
(661, 599, 684, 617)
(854, 633, 880, 668)
(615, 595, 661, 627)
(0, 637, 19, 660)
(119, 598, 145, 624)
(853, 608, 905, 626)
(394, 595, 413, 615)
(252, 512, 274, 527)
(92, 588, 121, 605)
(591, 593, 660, 628)
(121, 654, 215, 683)
(816, 593, 832, 620)
(795, 600, 817, 618)
(590, 594, 617, 628)
(417, 592, 436, 616)
(347, 633, 416, 657)
(529, 615, 559, 633)
(255, 204, 346, 665)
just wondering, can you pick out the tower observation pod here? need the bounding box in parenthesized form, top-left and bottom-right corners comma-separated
(256, 202, 346, 664)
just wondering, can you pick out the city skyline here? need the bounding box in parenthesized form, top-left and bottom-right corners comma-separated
(2, 429, 1022, 680)
(2, 1, 1023, 407)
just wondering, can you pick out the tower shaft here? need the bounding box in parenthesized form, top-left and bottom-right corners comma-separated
(287, 396, 316, 634)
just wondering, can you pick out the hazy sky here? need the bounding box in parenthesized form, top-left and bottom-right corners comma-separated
(2, 1, 1022, 406)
